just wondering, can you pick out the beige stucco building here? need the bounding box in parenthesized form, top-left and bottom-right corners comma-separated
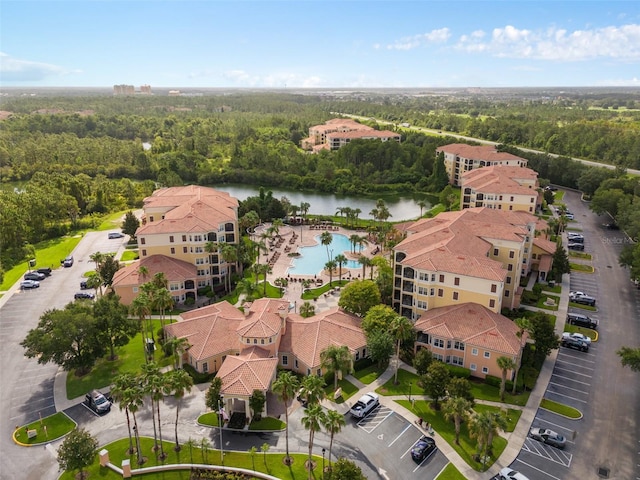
(460, 165, 541, 213)
(436, 143, 528, 186)
(302, 118, 400, 151)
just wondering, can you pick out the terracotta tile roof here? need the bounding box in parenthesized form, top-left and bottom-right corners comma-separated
(396, 208, 536, 280)
(436, 144, 526, 163)
(538, 254, 553, 272)
(327, 130, 401, 140)
(237, 298, 288, 338)
(414, 303, 526, 355)
(137, 186, 237, 235)
(533, 237, 557, 254)
(164, 301, 245, 362)
(279, 307, 366, 370)
(217, 347, 278, 396)
(112, 255, 197, 288)
(462, 166, 539, 195)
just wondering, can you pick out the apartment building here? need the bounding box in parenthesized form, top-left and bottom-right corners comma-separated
(115, 186, 239, 304)
(302, 118, 400, 151)
(461, 166, 541, 212)
(393, 207, 546, 319)
(436, 143, 528, 186)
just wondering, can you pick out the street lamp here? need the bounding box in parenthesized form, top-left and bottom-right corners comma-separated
(409, 382, 412, 402)
(322, 447, 326, 473)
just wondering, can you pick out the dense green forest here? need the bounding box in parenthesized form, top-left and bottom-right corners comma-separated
(1, 90, 639, 277)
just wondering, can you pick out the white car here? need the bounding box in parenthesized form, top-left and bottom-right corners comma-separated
(562, 331, 592, 346)
(499, 467, 530, 480)
(349, 392, 379, 419)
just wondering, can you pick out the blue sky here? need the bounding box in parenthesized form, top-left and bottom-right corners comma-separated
(1, 1, 639, 88)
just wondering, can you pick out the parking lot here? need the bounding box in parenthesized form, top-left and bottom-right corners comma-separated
(336, 403, 449, 479)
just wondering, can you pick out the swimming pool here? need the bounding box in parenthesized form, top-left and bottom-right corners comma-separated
(288, 234, 361, 275)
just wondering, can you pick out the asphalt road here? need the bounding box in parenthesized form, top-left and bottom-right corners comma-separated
(507, 190, 640, 480)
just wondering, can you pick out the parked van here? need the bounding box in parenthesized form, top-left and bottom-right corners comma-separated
(567, 312, 598, 329)
(62, 255, 74, 267)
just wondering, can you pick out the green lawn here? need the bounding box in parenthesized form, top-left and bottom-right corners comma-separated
(569, 251, 592, 260)
(468, 379, 531, 407)
(59, 437, 321, 480)
(472, 405, 522, 432)
(13, 412, 76, 445)
(120, 250, 139, 261)
(536, 294, 560, 310)
(197, 412, 220, 427)
(66, 319, 173, 399)
(540, 284, 562, 294)
(0, 235, 83, 291)
(540, 398, 582, 419)
(568, 301, 597, 312)
(301, 280, 350, 300)
(97, 211, 129, 231)
(248, 416, 286, 431)
(397, 399, 506, 472)
(352, 364, 385, 385)
(570, 262, 594, 273)
(323, 378, 358, 404)
(436, 463, 467, 480)
(563, 324, 598, 341)
(376, 369, 425, 398)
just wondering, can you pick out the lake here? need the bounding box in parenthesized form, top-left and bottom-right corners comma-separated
(213, 184, 432, 221)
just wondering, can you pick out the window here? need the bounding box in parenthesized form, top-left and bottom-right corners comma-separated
(196, 258, 205, 265)
(170, 283, 179, 291)
(491, 284, 497, 293)
(195, 246, 204, 253)
(430, 288, 435, 296)
(418, 286, 428, 295)
(454, 341, 465, 351)
(471, 348, 478, 356)
(183, 247, 188, 253)
(431, 274, 436, 282)
(493, 248, 498, 256)
(484, 351, 491, 358)
(141, 249, 147, 257)
(170, 247, 175, 254)
(253, 339, 257, 344)
(505, 290, 510, 297)
(470, 363, 477, 371)
(202, 362, 208, 373)
(307, 369, 311, 375)
(453, 292, 459, 300)
(295, 359, 298, 369)
(317, 369, 322, 376)
(506, 277, 512, 284)
(437, 289, 443, 297)
(439, 274, 445, 282)
(261, 339, 265, 344)
(454, 277, 460, 286)
(433, 339, 444, 348)
(355, 351, 360, 361)
(282, 355, 288, 366)
(246, 338, 250, 344)
(132, 287, 138, 293)
(489, 299, 496, 308)
(417, 300, 427, 309)
(450, 356, 464, 366)
(508, 264, 513, 271)
(433, 353, 444, 362)
(182, 235, 187, 242)
(169, 235, 174, 243)
(482, 367, 489, 374)
(140, 238, 146, 245)
(509, 251, 515, 258)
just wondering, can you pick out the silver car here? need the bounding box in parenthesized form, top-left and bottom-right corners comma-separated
(529, 427, 567, 449)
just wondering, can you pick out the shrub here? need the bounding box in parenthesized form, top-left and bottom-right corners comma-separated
(183, 363, 215, 384)
(354, 357, 375, 371)
(445, 365, 471, 378)
(485, 374, 514, 392)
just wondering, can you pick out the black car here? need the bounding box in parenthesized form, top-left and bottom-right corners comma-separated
(561, 336, 589, 352)
(411, 435, 437, 463)
(74, 292, 95, 300)
(36, 267, 52, 276)
(603, 222, 619, 230)
(24, 271, 45, 281)
(567, 312, 598, 329)
(567, 243, 584, 251)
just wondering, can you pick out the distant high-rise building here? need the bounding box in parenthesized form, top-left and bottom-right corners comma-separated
(113, 84, 135, 95)
(139, 84, 152, 94)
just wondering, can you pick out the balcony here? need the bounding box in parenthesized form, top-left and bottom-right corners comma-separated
(403, 267, 415, 279)
(402, 282, 414, 293)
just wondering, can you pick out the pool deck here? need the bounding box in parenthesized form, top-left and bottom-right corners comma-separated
(253, 222, 378, 311)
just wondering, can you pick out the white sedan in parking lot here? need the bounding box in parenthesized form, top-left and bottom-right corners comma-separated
(562, 331, 592, 346)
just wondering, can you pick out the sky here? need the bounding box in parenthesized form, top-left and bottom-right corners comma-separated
(1, 0, 639, 89)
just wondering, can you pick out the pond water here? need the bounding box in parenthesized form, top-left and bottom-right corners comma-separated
(213, 184, 431, 221)
(288, 234, 361, 276)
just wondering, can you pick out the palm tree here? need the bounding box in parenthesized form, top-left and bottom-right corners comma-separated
(301, 403, 327, 480)
(299, 301, 315, 318)
(442, 396, 472, 445)
(152, 272, 168, 289)
(167, 336, 190, 370)
(110, 373, 139, 455)
(200, 437, 211, 463)
(155, 287, 173, 330)
(236, 277, 258, 302)
(353, 207, 362, 226)
(349, 234, 360, 254)
(390, 316, 414, 384)
(358, 255, 372, 279)
(485, 410, 509, 456)
(219, 243, 239, 293)
(124, 378, 146, 465)
(130, 292, 152, 361)
(496, 356, 516, 401)
(356, 235, 368, 253)
(300, 201, 311, 219)
(272, 371, 300, 466)
(256, 263, 272, 296)
(512, 317, 532, 394)
(322, 409, 346, 469)
(141, 362, 163, 457)
(184, 437, 197, 464)
(164, 368, 194, 452)
(325, 259, 337, 286)
(137, 265, 150, 283)
(261, 442, 270, 469)
(320, 231, 333, 261)
(334, 254, 347, 282)
(468, 411, 494, 470)
(320, 345, 352, 390)
(335, 207, 347, 223)
(417, 200, 428, 217)
(299, 374, 326, 407)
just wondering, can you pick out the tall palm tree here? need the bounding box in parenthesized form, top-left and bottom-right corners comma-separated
(141, 362, 163, 457)
(272, 371, 300, 466)
(320, 345, 352, 390)
(164, 368, 193, 452)
(152, 272, 168, 289)
(468, 411, 495, 470)
(130, 292, 152, 361)
(167, 336, 190, 370)
(356, 235, 368, 253)
(334, 254, 347, 282)
(320, 231, 333, 262)
(219, 243, 239, 293)
(299, 301, 315, 318)
(154, 287, 173, 330)
(184, 437, 197, 464)
(442, 396, 472, 445)
(299, 374, 326, 407)
(124, 378, 146, 465)
(417, 200, 428, 218)
(349, 234, 360, 254)
(358, 255, 372, 279)
(335, 207, 347, 223)
(322, 409, 346, 470)
(485, 410, 509, 456)
(110, 373, 139, 455)
(496, 356, 516, 401)
(512, 317, 532, 394)
(236, 277, 258, 302)
(300, 201, 311, 220)
(301, 403, 327, 480)
(353, 208, 362, 226)
(390, 315, 414, 384)
(325, 259, 337, 286)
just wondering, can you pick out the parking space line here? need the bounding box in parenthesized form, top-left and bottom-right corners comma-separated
(535, 417, 577, 433)
(557, 353, 596, 363)
(401, 438, 421, 459)
(548, 381, 589, 395)
(514, 458, 564, 479)
(550, 373, 591, 386)
(412, 447, 437, 472)
(388, 423, 412, 447)
(545, 391, 587, 403)
(555, 359, 595, 370)
(553, 366, 593, 378)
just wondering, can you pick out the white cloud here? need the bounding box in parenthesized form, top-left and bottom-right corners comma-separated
(222, 69, 325, 88)
(456, 24, 640, 61)
(0, 52, 74, 82)
(385, 28, 451, 50)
